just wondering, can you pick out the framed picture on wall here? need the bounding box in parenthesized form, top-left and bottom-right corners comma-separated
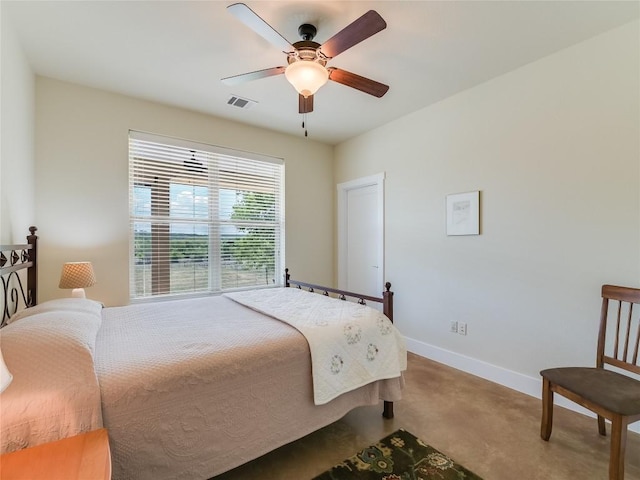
(446, 191, 480, 236)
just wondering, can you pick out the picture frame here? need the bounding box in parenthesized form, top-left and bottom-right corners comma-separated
(446, 191, 480, 236)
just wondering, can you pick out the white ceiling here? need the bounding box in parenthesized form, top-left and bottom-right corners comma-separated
(4, 1, 639, 145)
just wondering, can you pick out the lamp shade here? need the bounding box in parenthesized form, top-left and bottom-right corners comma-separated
(285, 60, 329, 98)
(59, 262, 97, 289)
(0, 348, 13, 394)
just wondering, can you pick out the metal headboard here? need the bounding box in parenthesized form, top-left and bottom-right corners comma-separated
(0, 226, 38, 327)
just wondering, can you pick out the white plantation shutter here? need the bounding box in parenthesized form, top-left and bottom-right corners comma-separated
(129, 131, 284, 300)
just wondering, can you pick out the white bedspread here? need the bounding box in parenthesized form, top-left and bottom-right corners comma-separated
(96, 295, 404, 480)
(224, 287, 407, 405)
(0, 300, 104, 453)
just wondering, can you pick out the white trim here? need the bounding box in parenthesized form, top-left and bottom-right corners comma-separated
(337, 173, 385, 294)
(129, 129, 283, 165)
(405, 336, 640, 434)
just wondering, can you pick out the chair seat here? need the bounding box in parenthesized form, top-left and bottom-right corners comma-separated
(541, 367, 640, 416)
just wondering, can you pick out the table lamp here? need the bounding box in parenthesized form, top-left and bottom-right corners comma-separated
(58, 261, 96, 298)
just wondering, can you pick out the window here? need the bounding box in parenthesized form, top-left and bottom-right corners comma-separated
(129, 131, 284, 300)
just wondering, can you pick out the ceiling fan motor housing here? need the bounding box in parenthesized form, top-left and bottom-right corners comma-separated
(298, 24, 317, 41)
(287, 41, 327, 66)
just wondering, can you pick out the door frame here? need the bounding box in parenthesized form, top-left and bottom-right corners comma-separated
(337, 172, 385, 294)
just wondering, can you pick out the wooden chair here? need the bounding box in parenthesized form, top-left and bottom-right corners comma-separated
(540, 285, 640, 480)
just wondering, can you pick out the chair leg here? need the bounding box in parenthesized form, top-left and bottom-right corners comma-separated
(598, 415, 606, 436)
(608, 417, 627, 480)
(540, 377, 553, 441)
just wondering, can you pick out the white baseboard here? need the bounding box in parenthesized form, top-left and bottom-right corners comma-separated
(404, 336, 640, 435)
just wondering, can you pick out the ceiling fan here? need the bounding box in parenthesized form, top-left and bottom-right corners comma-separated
(221, 3, 389, 118)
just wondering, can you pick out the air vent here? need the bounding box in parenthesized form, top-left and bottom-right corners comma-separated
(227, 95, 257, 110)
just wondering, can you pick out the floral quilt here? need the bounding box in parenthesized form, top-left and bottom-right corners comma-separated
(224, 287, 407, 405)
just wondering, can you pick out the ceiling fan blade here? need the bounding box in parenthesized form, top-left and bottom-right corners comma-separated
(327, 67, 389, 98)
(320, 10, 386, 59)
(221, 66, 286, 86)
(227, 3, 294, 53)
(299, 94, 314, 114)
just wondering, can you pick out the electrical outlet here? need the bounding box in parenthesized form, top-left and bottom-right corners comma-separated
(458, 322, 467, 336)
(450, 321, 458, 333)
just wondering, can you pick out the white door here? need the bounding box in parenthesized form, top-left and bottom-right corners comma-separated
(337, 173, 384, 299)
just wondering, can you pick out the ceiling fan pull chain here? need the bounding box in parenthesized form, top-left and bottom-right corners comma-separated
(302, 113, 308, 137)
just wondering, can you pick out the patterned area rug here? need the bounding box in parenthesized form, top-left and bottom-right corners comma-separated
(313, 429, 483, 480)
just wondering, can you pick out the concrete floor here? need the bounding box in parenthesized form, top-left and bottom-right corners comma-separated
(215, 353, 640, 479)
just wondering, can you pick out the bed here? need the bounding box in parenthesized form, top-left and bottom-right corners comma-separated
(0, 227, 406, 480)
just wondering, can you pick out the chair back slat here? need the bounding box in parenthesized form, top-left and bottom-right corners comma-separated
(633, 320, 640, 364)
(599, 285, 640, 376)
(622, 303, 633, 362)
(613, 301, 621, 359)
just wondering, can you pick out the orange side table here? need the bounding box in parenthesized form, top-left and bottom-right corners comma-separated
(0, 428, 111, 480)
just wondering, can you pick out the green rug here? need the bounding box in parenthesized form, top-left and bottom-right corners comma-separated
(313, 429, 483, 480)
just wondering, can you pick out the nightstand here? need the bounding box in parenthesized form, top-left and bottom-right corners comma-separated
(0, 428, 111, 480)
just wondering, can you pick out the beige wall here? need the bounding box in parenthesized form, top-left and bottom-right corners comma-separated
(0, 6, 35, 243)
(334, 21, 640, 380)
(35, 78, 334, 306)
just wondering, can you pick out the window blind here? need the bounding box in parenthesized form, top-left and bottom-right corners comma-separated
(129, 131, 284, 300)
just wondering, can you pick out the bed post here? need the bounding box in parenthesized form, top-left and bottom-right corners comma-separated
(284, 268, 290, 287)
(382, 282, 393, 323)
(382, 281, 394, 419)
(27, 226, 38, 307)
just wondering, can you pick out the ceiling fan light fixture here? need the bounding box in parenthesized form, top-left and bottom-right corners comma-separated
(285, 60, 329, 98)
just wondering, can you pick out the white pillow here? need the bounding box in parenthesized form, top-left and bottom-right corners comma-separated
(0, 307, 104, 453)
(0, 347, 12, 393)
(6, 298, 103, 325)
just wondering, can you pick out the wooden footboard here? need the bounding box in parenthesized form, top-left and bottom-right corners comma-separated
(284, 268, 396, 419)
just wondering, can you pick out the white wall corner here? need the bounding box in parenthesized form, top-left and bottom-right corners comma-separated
(405, 336, 640, 435)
